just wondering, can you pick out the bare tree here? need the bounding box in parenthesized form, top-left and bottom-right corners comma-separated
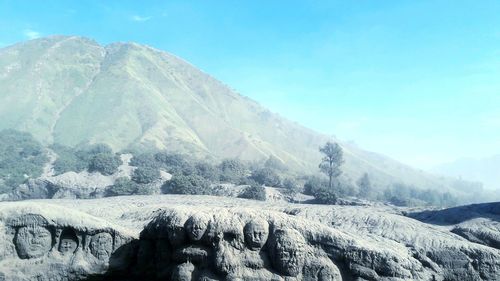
(319, 141, 344, 188)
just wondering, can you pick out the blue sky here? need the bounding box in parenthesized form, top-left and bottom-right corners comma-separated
(1, 0, 500, 169)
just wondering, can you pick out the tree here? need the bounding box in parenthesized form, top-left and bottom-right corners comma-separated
(194, 162, 220, 182)
(51, 144, 88, 175)
(130, 153, 159, 169)
(282, 177, 301, 195)
(219, 159, 248, 183)
(0, 130, 48, 192)
(319, 142, 344, 189)
(162, 174, 212, 195)
(239, 184, 266, 201)
(75, 143, 113, 162)
(154, 152, 194, 175)
(357, 173, 372, 199)
(251, 168, 281, 187)
(106, 177, 139, 196)
(132, 167, 160, 184)
(303, 176, 328, 195)
(313, 188, 338, 205)
(88, 153, 122, 175)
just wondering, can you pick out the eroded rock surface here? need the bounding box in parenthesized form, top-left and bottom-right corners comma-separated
(0, 196, 499, 280)
(0, 203, 134, 281)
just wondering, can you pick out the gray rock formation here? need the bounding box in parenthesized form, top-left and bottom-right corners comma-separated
(0, 197, 499, 280)
(0, 203, 133, 281)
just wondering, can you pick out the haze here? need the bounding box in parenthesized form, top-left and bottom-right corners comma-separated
(1, 3, 500, 280)
(1, 1, 499, 170)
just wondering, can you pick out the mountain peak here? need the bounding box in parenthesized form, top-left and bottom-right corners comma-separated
(0, 35, 468, 191)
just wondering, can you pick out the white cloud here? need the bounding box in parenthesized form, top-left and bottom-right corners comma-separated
(131, 15, 152, 22)
(23, 29, 41, 40)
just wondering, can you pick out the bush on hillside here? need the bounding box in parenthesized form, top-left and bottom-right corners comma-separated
(303, 176, 328, 195)
(51, 144, 88, 175)
(251, 167, 281, 187)
(129, 153, 159, 168)
(0, 130, 48, 191)
(239, 184, 266, 201)
(313, 188, 338, 205)
(106, 177, 139, 196)
(88, 153, 122, 175)
(52, 143, 117, 175)
(106, 177, 155, 196)
(219, 159, 248, 183)
(334, 181, 357, 197)
(194, 162, 220, 182)
(132, 166, 160, 184)
(155, 152, 195, 175)
(302, 175, 338, 204)
(76, 143, 113, 161)
(162, 174, 212, 195)
(282, 177, 301, 194)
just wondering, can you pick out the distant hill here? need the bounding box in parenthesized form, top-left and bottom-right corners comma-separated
(432, 155, 500, 190)
(0, 35, 469, 191)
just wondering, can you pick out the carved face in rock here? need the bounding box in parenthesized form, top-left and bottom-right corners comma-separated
(185, 214, 210, 242)
(15, 226, 53, 259)
(89, 232, 113, 261)
(244, 219, 269, 250)
(58, 228, 79, 255)
(271, 229, 306, 277)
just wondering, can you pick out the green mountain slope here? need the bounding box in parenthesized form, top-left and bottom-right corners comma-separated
(0, 35, 461, 190)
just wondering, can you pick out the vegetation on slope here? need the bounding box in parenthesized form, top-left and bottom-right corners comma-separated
(0, 129, 490, 207)
(0, 35, 478, 194)
(0, 130, 48, 192)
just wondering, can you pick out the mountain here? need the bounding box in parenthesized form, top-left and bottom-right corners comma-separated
(0, 35, 465, 190)
(432, 155, 500, 190)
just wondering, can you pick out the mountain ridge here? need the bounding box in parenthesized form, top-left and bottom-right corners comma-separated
(432, 154, 500, 190)
(0, 35, 473, 192)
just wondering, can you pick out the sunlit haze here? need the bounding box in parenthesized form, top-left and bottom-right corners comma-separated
(1, 0, 499, 169)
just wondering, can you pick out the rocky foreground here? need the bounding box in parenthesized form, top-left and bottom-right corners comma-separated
(0, 196, 499, 281)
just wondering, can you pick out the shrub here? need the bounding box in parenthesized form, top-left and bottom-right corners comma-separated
(132, 167, 160, 184)
(162, 174, 212, 195)
(282, 177, 301, 194)
(194, 162, 220, 182)
(313, 188, 338, 205)
(219, 159, 248, 183)
(52, 143, 117, 175)
(51, 144, 88, 175)
(155, 152, 194, 175)
(334, 182, 357, 197)
(75, 143, 113, 163)
(251, 168, 281, 187)
(106, 177, 139, 196)
(0, 130, 48, 191)
(239, 184, 266, 201)
(88, 153, 122, 175)
(129, 153, 159, 168)
(303, 176, 328, 195)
